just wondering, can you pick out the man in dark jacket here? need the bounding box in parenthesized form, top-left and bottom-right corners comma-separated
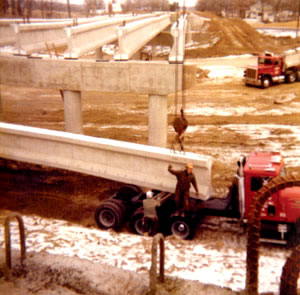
(168, 163, 199, 214)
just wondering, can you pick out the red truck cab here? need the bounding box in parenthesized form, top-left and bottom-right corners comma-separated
(244, 52, 299, 88)
(240, 152, 300, 244)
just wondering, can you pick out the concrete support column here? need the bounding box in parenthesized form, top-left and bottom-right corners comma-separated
(95, 46, 103, 59)
(148, 94, 168, 148)
(63, 90, 82, 134)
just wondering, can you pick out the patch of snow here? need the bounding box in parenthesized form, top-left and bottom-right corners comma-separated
(199, 65, 244, 80)
(0, 215, 291, 294)
(184, 102, 300, 117)
(257, 28, 297, 39)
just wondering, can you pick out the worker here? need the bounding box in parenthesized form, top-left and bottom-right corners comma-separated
(168, 163, 199, 215)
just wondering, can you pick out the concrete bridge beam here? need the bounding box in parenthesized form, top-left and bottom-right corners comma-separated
(63, 90, 82, 134)
(114, 14, 171, 61)
(0, 122, 213, 199)
(169, 15, 187, 63)
(148, 94, 168, 148)
(64, 14, 162, 59)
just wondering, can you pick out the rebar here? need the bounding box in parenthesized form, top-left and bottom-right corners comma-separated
(149, 233, 165, 295)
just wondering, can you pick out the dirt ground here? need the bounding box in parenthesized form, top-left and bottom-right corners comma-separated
(0, 12, 299, 295)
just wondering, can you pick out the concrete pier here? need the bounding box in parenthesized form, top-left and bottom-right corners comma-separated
(148, 94, 168, 148)
(63, 90, 82, 134)
(95, 47, 103, 59)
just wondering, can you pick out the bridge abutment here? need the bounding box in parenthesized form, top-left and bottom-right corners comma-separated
(63, 90, 82, 134)
(148, 94, 168, 148)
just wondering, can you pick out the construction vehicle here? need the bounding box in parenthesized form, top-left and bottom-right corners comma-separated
(244, 49, 300, 88)
(94, 151, 300, 246)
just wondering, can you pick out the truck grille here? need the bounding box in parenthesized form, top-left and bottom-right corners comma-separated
(246, 68, 257, 79)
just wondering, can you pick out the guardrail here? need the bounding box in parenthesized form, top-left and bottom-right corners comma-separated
(114, 14, 171, 61)
(0, 122, 212, 200)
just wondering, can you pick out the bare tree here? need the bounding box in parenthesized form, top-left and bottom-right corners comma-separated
(67, 0, 71, 18)
(0, 0, 9, 14)
(85, 0, 97, 16)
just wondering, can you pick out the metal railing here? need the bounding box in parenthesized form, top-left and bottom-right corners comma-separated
(4, 214, 26, 276)
(149, 233, 165, 295)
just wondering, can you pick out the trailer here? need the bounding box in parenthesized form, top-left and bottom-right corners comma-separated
(94, 151, 300, 246)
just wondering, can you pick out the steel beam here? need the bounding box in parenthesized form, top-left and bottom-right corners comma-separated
(114, 14, 171, 61)
(0, 122, 213, 200)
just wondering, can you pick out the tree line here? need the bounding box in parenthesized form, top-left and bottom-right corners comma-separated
(195, 0, 299, 21)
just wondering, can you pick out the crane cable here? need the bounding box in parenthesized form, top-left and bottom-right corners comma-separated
(174, 7, 186, 118)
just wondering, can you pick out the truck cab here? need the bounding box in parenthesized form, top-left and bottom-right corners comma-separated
(244, 51, 300, 89)
(244, 53, 284, 88)
(239, 152, 300, 244)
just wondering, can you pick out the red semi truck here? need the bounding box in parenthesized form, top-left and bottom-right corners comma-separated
(244, 50, 300, 88)
(95, 151, 300, 246)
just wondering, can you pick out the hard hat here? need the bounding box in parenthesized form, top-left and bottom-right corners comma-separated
(186, 163, 193, 169)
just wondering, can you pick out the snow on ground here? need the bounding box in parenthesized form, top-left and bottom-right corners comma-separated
(199, 65, 244, 81)
(257, 28, 297, 39)
(0, 215, 291, 294)
(186, 124, 300, 167)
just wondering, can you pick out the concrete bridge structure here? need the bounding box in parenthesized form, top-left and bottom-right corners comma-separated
(0, 14, 192, 148)
(0, 122, 213, 200)
(4, 13, 164, 56)
(0, 16, 109, 48)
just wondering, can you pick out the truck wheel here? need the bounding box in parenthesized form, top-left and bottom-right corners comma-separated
(94, 200, 125, 230)
(261, 77, 270, 89)
(170, 217, 194, 240)
(286, 72, 296, 83)
(130, 208, 145, 235)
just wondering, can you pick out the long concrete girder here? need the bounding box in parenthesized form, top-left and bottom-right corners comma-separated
(6, 15, 120, 55)
(64, 13, 162, 59)
(0, 24, 15, 46)
(0, 55, 186, 95)
(169, 15, 187, 63)
(12, 16, 114, 55)
(114, 14, 171, 61)
(0, 122, 213, 199)
(0, 18, 77, 46)
(14, 21, 72, 55)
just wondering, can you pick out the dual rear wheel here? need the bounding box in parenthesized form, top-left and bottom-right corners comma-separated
(94, 199, 127, 230)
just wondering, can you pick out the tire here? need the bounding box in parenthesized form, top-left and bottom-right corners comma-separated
(94, 200, 125, 230)
(285, 71, 296, 83)
(296, 70, 300, 81)
(130, 208, 145, 235)
(109, 199, 127, 219)
(261, 77, 270, 89)
(170, 217, 194, 240)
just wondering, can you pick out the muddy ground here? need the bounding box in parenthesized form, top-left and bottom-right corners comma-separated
(0, 12, 300, 295)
